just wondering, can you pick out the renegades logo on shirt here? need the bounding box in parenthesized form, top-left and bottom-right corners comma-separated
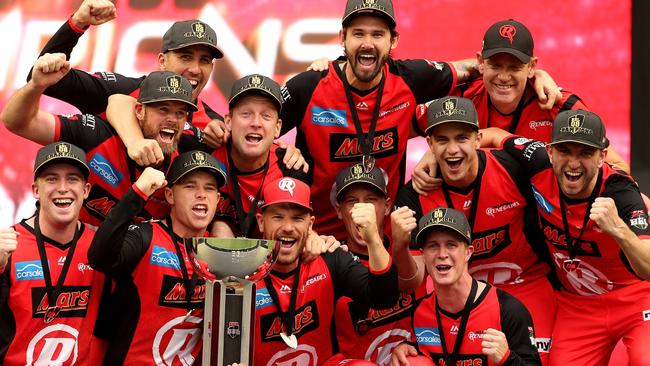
(260, 300, 320, 342)
(31, 286, 92, 319)
(329, 126, 398, 162)
(539, 215, 602, 257)
(158, 274, 205, 309)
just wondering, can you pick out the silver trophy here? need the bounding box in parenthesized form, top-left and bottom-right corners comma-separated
(186, 237, 279, 366)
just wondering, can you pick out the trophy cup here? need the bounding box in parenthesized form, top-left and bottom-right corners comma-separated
(186, 237, 279, 366)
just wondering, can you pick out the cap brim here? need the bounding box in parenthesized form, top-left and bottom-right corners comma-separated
(415, 223, 470, 248)
(141, 97, 198, 112)
(34, 158, 90, 179)
(482, 48, 530, 63)
(167, 42, 224, 59)
(229, 88, 282, 112)
(425, 120, 479, 135)
(335, 180, 386, 201)
(549, 138, 607, 150)
(170, 165, 227, 187)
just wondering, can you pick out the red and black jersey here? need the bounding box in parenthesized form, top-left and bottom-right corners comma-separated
(87, 188, 206, 365)
(28, 18, 222, 130)
(254, 250, 399, 366)
(413, 282, 540, 366)
(457, 81, 585, 142)
(0, 220, 104, 366)
(55, 114, 178, 226)
(502, 136, 650, 296)
(396, 149, 551, 287)
(213, 143, 308, 237)
(280, 59, 457, 239)
(333, 238, 428, 366)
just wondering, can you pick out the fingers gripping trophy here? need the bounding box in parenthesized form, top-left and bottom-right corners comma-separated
(186, 219, 279, 364)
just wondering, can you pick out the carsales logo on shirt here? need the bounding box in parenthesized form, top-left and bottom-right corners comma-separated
(150, 246, 181, 270)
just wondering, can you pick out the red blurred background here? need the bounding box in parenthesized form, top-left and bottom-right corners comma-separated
(0, 0, 631, 226)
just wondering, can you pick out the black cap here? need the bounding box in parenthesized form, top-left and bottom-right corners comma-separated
(161, 20, 223, 59)
(228, 74, 283, 112)
(342, 0, 396, 29)
(138, 71, 198, 111)
(551, 109, 609, 149)
(481, 19, 534, 63)
(34, 142, 89, 179)
(425, 97, 479, 135)
(415, 207, 472, 247)
(167, 151, 227, 187)
(335, 163, 386, 201)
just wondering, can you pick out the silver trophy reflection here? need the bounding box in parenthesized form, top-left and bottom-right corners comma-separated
(186, 237, 279, 366)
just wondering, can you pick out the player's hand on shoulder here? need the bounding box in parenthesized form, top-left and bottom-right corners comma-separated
(0, 227, 19, 271)
(31, 53, 71, 89)
(135, 167, 167, 197)
(306, 57, 330, 72)
(129, 139, 164, 168)
(532, 69, 562, 110)
(72, 0, 116, 29)
(411, 149, 442, 195)
(203, 119, 230, 148)
(278, 140, 309, 173)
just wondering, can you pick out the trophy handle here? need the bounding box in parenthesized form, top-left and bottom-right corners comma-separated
(203, 279, 256, 366)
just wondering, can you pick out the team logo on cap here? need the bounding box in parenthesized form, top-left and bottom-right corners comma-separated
(560, 114, 593, 135)
(278, 178, 296, 196)
(56, 143, 70, 155)
(355, 0, 385, 11)
(432, 209, 444, 223)
(443, 98, 456, 111)
(193, 151, 206, 163)
(250, 75, 262, 86)
(499, 24, 516, 44)
(434, 97, 467, 119)
(184, 21, 213, 42)
(352, 164, 363, 177)
(167, 76, 181, 93)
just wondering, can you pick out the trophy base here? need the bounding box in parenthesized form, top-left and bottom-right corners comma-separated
(203, 279, 256, 366)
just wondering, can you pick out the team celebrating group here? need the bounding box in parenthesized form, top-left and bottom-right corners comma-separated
(1, 0, 649, 365)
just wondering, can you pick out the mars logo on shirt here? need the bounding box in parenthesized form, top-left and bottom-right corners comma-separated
(539, 215, 601, 257)
(470, 225, 511, 258)
(31, 286, 91, 319)
(330, 126, 398, 162)
(159, 274, 205, 309)
(260, 300, 320, 342)
(429, 353, 487, 366)
(85, 185, 119, 220)
(26, 324, 79, 366)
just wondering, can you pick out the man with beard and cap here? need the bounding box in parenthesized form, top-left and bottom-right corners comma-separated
(481, 111, 650, 365)
(390, 207, 541, 366)
(330, 162, 424, 366)
(397, 97, 556, 364)
(1, 54, 197, 227)
(270, 0, 562, 241)
(87, 150, 227, 365)
(0, 142, 106, 365)
(252, 176, 400, 366)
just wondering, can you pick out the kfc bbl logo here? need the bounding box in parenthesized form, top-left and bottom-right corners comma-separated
(567, 114, 585, 134)
(227, 321, 241, 339)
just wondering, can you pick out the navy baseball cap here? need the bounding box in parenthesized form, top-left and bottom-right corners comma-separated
(482, 19, 534, 63)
